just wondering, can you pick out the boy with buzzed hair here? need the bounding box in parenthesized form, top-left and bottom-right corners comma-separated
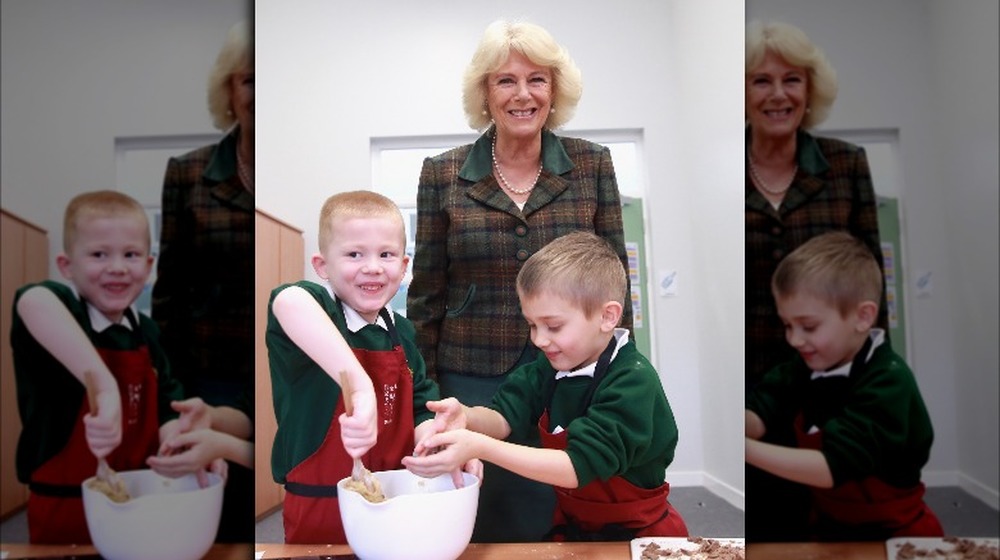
(404, 231, 688, 540)
(746, 230, 943, 540)
(11, 190, 184, 543)
(266, 190, 476, 544)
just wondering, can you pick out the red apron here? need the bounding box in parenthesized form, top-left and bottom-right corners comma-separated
(537, 338, 687, 541)
(27, 316, 160, 544)
(794, 413, 944, 539)
(539, 414, 688, 540)
(282, 308, 415, 544)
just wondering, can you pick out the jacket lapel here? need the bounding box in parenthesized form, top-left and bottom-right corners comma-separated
(210, 177, 254, 213)
(467, 177, 518, 215)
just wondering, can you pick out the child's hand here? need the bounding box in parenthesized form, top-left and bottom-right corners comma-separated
(402, 429, 482, 480)
(204, 458, 229, 487)
(453, 458, 484, 489)
(412, 398, 467, 456)
(156, 398, 213, 456)
(426, 398, 467, 434)
(745, 409, 765, 440)
(147, 429, 223, 478)
(340, 387, 378, 458)
(157, 418, 183, 456)
(83, 390, 122, 459)
(413, 399, 466, 457)
(172, 397, 212, 432)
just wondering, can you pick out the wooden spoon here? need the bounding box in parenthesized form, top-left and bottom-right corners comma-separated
(82, 370, 130, 503)
(339, 372, 383, 498)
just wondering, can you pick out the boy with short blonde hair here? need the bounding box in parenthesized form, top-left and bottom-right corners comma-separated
(746, 231, 943, 540)
(11, 190, 184, 543)
(266, 190, 471, 544)
(404, 231, 688, 540)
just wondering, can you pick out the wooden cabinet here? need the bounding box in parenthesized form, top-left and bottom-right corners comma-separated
(1, 209, 49, 520)
(254, 210, 305, 519)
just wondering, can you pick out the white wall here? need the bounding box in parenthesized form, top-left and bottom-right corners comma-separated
(747, 0, 999, 507)
(1, 0, 247, 272)
(256, 0, 748, 506)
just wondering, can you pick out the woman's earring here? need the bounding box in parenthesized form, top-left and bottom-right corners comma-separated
(550, 106, 556, 114)
(226, 109, 234, 117)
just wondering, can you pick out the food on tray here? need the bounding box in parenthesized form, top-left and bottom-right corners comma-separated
(893, 537, 999, 560)
(87, 477, 130, 503)
(343, 477, 386, 503)
(640, 537, 745, 559)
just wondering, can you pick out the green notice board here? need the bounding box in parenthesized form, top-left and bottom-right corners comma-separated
(621, 196, 651, 358)
(877, 196, 907, 360)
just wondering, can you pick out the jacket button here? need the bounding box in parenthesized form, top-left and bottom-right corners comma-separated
(771, 226, 782, 236)
(516, 249, 529, 261)
(772, 249, 784, 260)
(515, 225, 528, 236)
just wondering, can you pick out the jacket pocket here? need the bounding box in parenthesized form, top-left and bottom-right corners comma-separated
(445, 284, 477, 318)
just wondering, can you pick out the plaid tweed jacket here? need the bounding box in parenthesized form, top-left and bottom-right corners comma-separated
(151, 127, 254, 403)
(746, 129, 885, 387)
(408, 129, 631, 379)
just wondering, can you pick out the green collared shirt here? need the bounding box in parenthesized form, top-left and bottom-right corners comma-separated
(458, 128, 576, 182)
(744, 126, 832, 176)
(202, 126, 242, 183)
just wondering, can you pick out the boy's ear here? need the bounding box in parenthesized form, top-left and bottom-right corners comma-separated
(855, 300, 878, 332)
(601, 300, 623, 332)
(310, 253, 328, 280)
(55, 253, 72, 280)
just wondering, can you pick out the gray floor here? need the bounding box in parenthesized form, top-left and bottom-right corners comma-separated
(2, 486, 996, 544)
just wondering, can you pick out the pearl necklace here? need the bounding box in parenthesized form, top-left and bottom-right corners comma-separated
(237, 150, 254, 192)
(748, 150, 796, 196)
(492, 136, 542, 196)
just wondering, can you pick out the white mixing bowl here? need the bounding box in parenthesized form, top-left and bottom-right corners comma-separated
(338, 469, 480, 560)
(82, 469, 223, 560)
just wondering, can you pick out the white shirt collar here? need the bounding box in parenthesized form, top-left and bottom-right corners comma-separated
(810, 328, 885, 380)
(325, 283, 393, 333)
(67, 284, 136, 332)
(554, 328, 630, 380)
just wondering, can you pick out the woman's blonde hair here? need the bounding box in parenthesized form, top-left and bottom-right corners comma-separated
(207, 21, 253, 131)
(746, 21, 838, 129)
(463, 20, 583, 131)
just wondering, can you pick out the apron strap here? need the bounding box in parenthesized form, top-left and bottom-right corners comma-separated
(284, 481, 339, 498)
(581, 337, 619, 406)
(122, 307, 141, 332)
(850, 335, 874, 376)
(378, 307, 401, 347)
(29, 481, 83, 498)
(334, 297, 401, 347)
(547, 336, 618, 411)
